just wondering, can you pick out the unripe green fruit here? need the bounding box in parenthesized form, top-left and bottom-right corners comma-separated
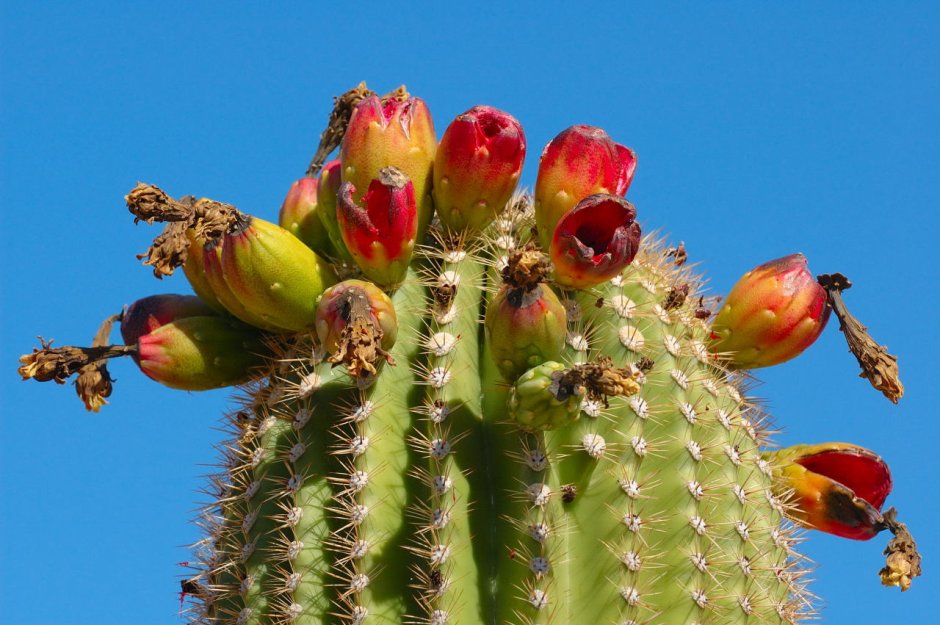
(136, 315, 267, 390)
(485, 282, 567, 382)
(202, 239, 287, 332)
(508, 361, 582, 430)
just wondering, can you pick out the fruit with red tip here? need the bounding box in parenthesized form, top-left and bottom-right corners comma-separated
(136, 315, 269, 391)
(710, 253, 831, 368)
(432, 105, 526, 232)
(120, 294, 216, 352)
(765, 442, 892, 540)
(534, 124, 636, 249)
(337, 167, 417, 287)
(340, 94, 436, 237)
(550, 194, 641, 289)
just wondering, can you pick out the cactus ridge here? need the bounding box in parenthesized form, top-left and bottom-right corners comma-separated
(183, 200, 813, 625)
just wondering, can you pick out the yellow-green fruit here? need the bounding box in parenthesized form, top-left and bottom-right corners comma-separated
(201, 238, 288, 333)
(181, 229, 227, 313)
(220, 216, 337, 332)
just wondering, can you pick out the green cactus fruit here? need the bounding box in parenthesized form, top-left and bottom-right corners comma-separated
(485, 249, 567, 381)
(509, 358, 642, 431)
(220, 215, 338, 332)
(508, 361, 582, 430)
(279, 176, 336, 257)
(201, 238, 289, 333)
(136, 315, 268, 390)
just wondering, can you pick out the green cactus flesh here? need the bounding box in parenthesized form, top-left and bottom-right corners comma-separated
(185, 207, 808, 625)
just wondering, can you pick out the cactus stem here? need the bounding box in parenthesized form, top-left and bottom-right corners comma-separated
(18, 337, 135, 383)
(877, 507, 921, 591)
(126, 183, 244, 277)
(817, 273, 904, 403)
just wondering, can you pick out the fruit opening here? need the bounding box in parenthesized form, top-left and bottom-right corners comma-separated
(797, 448, 892, 511)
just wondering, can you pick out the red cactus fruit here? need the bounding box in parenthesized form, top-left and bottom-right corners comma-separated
(337, 167, 418, 287)
(766, 443, 892, 540)
(432, 105, 526, 232)
(550, 194, 641, 289)
(534, 124, 636, 249)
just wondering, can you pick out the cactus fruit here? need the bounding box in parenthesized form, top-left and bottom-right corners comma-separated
(710, 253, 831, 369)
(534, 124, 637, 250)
(279, 176, 336, 257)
(134, 314, 269, 391)
(549, 193, 642, 289)
(18, 83, 918, 624)
(315, 159, 353, 262)
(337, 167, 418, 287)
(341, 90, 436, 239)
(315, 279, 398, 378)
(485, 248, 568, 382)
(120, 294, 217, 347)
(764, 443, 892, 540)
(433, 105, 526, 233)
(220, 215, 338, 332)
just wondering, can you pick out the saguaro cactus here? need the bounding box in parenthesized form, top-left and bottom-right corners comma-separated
(18, 83, 918, 624)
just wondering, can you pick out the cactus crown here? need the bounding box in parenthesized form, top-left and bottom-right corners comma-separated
(18, 83, 918, 625)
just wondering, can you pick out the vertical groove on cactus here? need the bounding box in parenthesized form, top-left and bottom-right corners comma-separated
(406, 237, 487, 624)
(339, 271, 426, 623)
(288, 348, 341, 623)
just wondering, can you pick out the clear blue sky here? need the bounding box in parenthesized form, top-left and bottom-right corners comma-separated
(1, 2, 937, 624)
